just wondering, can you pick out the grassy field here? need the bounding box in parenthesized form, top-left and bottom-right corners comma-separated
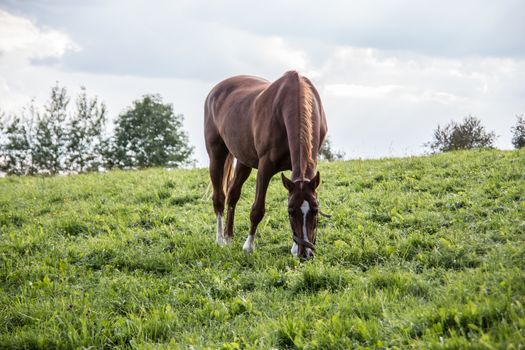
(0, 149, 524, 349)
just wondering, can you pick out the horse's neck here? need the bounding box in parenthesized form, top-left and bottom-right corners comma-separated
(290, 160, 316, 182)
(288, 126, 317, 182)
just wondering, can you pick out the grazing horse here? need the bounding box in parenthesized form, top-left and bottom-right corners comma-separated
(204, 71, 327, 259)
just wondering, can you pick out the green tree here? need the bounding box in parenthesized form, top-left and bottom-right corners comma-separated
(510, 114, 525, 149)
(427, 115, 496, 153)
(319, 136, 345, 161)
(0, 106, 40, 175)
(32, 85, 69, 174)
(109, 94, 194, 168)
(1, 84, 109, 175)
(66, 87, 107, 172)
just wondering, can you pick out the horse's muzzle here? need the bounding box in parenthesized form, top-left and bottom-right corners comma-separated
(293, 235, 315, 259)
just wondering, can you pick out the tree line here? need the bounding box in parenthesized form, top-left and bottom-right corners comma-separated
(1, 83, 524, 176)
(427, 115, 525, 153)
(319, 114, 525, 160)
(0, 85, 194, 175)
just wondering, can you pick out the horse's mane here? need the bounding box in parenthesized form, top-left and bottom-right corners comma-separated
(298, 75, 314, 180)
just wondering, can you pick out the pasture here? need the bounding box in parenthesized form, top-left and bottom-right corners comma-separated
(0, 149, 524, 349)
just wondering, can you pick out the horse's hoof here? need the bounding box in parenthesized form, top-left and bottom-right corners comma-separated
(243, 235, 255, 254)
(291, 243, 298, 257)
(223, 236, 232, 245)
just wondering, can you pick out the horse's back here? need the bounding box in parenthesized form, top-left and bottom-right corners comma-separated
(206, 76, 269, 124)
(205, 75, 270, 167)
(204, 72, 327, 172)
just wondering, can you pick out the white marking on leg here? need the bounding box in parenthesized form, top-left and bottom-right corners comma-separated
(216, 214, 224, 245)
(243, 234, 255, 253)
(291, 243, 298, 257)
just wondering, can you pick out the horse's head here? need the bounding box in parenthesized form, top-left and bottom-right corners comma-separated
(281, 171, 320, 259)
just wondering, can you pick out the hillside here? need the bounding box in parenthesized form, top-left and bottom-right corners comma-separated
(0, 149, 524, 348)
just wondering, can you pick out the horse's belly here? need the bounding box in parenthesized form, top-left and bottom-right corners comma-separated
(223, 139, 259, 168)
(218, 125, 259, 168)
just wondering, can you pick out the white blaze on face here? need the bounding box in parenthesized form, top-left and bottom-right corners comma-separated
(300, 200, 310, 241)
(300, 200, 314, 257)
(291, 201, 313, 257)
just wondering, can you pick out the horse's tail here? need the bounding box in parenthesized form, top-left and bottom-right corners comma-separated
(223, 153, 235, 201)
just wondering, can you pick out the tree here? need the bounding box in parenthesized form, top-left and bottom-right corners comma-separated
(108, 94, 193, 168)
(319, 136, 345, 161)
(0, 106, 39, 175)
(65, 87, 107, 172)
(1, 115, 28, 175)
(1, 84, 109, 175)
(32, 85, 69, 174)
(511, 114, 525, 149)
(427, 115, 496, 153)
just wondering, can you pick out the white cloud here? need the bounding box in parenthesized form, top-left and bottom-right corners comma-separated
(325, 84, 403, 99)
(184, 0, 525, 58)
(5, 1, 308, 82)
(0, 9, 77, 62)
(0, 9, 78, 110)
(311, 47, 525, 157)
(0, 4, 524, 164)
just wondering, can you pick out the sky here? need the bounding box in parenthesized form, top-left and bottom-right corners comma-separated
(0, 0, 524, 165)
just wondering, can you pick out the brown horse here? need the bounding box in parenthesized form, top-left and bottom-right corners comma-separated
(204, 71, 327, 259)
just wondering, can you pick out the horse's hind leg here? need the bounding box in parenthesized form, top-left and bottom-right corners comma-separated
(207, 141, 229, 245)
(224, 163, 252, 243)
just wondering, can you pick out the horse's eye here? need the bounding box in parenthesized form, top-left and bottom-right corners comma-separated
(288, 208, 294, 214)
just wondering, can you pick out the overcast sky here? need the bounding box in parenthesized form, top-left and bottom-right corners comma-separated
(1, 0, 524, 165)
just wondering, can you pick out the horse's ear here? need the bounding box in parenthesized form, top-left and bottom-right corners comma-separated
(281, 173, 294, 192)
(309, 171, 320, 190)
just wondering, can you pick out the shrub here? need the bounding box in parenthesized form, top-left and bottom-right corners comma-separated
(319, 135, 345, 161)
(511, 114, 525, 149)
(427, 115, 496, 153)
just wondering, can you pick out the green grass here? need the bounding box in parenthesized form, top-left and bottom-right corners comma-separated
(1, 149, 524, 349)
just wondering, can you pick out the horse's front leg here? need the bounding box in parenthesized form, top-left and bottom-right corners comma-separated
(243, 161, 274, 253)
